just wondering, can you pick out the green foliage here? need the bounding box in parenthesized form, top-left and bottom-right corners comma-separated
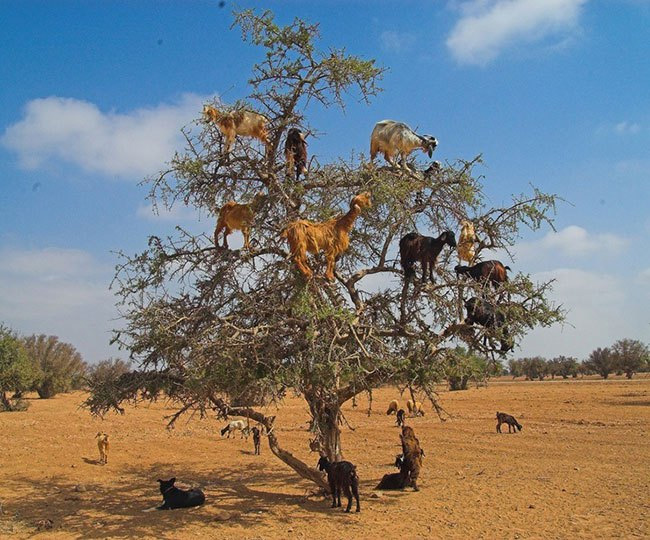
(23, 334, 87, 399)
(0, 325, 37, 411)
(586, 347, 615, 379)
(444, 346, 490, 391)
(518, 356, 549, 380)
(610, 339, 649, 379)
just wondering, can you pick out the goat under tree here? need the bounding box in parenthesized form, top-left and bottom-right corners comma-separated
(85, 9, 563, 492)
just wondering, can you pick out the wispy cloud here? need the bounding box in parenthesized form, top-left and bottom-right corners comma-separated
(1, 93, 209, 179)
(614, 121, 641, 135)
(380, 30, 416, 53)
(446, 0, 589, 66)
(514, 225, 628, 263)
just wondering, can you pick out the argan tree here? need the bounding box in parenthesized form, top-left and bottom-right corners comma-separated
(0, 325, 37, 411)
(86, 9, 563, 489)
(610, 339, 649, 379)
(23, 334, 87, 399)
(586, 347, 615, 379)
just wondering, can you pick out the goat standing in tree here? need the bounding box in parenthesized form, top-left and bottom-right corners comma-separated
(203, 105, 269, 155)
(214, 192, 266, 250)
(284, 127, 308, 181)
(281, 192, 372, 281)
(370, 119, 438, 170)
(399, 230, 457, 283)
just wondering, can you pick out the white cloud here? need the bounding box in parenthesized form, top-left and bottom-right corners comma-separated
(0, 247, 119, 363)
(446, 0, 588, 65)
(514, 225, 628, 263)
(517, 267, 647, 358)
(614, 121, 641, 135)
(136, 202, 200, 222)
(1, 93, 209, 179)
(380, 30, 416, 52)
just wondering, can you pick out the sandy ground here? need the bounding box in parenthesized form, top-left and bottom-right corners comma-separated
(0, 377, 648, 539)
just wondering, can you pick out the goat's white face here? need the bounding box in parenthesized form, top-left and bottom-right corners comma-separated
(424, 136, 438, 157)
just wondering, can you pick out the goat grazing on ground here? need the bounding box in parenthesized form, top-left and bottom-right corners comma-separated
(457, 220, 477, 264)
(281, 192, 372, 281)
(496, 411, 523, 433)
(251, 426, 261, 454)
(317, 456, 361, 513)
(96, 432, 109, 465)
(157, 478, 205, 510)
(203, 105, 269, 155)
(396, 409, 405, 427)
(284, 127, 308, 181)
(370, 119, 438, 169)
(464, 297, 514, 353)
(214, 192, 265, 251)
(455, 260, 510, 289)
(399, 230, 457, 283)
(406, 399, 425, 417)
(400, 425, 423, 491)
(220, 420, 249, 439)
(386, 399, 399, 415)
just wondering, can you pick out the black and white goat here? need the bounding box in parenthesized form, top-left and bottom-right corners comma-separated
(284, 128, 308, 181)
(370, 120, 438, 169)
(317, 456, 361, 513)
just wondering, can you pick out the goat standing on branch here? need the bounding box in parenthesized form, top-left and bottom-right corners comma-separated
(370, 119, 438, 170)
(284, 127, 308, 181)
(203, 105, 269, 155)
(455, 260, 510, 289)
(464, 297, 514, 353)
(399, 230, 457, 283)
(214, 192, 266, 250)
(457, 220, 477, 264)
(281, 192, 372, 281)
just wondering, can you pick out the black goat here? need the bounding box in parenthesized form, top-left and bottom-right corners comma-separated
(252, 426, 261, 455)
(156, 478, 205, 510)
(396, 408, 405, 427)
(464, 297, 514, 353)
(317, 456, 360, 513)
(376, 455, 409, 490)
(455, 260, 510, 289)
(284, 127, 308, 181)
(400, 230, 457, 283)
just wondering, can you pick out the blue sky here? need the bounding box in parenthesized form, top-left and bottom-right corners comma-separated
(1, 0, 648, 364)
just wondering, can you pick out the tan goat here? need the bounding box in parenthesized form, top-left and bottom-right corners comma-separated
(281, 192, 372, 281)
(203, 105, 269, 154)
(457, 220, 477, 264)
(214, 192, 266, 250)
(96, 432, 109, 464)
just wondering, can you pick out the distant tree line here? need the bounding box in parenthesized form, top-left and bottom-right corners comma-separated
(507, 339, 649, 381)
(0, 323, 129, 411)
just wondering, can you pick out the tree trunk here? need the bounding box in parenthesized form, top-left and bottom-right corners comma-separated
(1, 391, 11, 411)
(306, 395, 342, 461)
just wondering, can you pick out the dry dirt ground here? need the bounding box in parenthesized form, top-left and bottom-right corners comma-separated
(1, 377, 648, 539)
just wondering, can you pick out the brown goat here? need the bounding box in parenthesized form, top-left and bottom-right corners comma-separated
(214, 193, 265, 250)
(96, 432, 109, 465)
(400, 425, 423, 491)
(281, 192, 372, 281)
(455, 260, 510, 288)
(203, 105, 269, 154)
(284, 128, 308, 181)
(399, 230, 457, 283)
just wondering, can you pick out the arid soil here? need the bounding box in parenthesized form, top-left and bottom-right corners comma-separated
(1, 377, 648, 539)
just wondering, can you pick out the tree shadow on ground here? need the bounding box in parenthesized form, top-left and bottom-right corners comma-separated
(2, 460, 370, 538)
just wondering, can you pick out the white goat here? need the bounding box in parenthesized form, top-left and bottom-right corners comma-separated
(457, 220, 477, 264)
(220, 419, 249, 439)
(203, 105, 269, 154)
(370, 119, 438, 169)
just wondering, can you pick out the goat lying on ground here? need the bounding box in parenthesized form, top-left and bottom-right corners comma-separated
(400, 425, 424, 491)
(496, 411, 522, 433)
(464, 297, 514, 353)
(96, 432, 109, 465)
(455, 260, 510, 289)
(284, 127, 308, 181)
(281, 192, 371, 281)
(370, 119, 438, 169)
(386, 399, 399, 415)
(376, 455, 409, 490)
(457, 220, 477, 264)
(400, 230, 457, 283)
(157, 478, 205, 510)
(220, 420, 249, 439)
(406, 399, 425, 417)
(214, 192, 265, 250)
(203, 105, 269, 155)
(396, 409, 405, 427)
(252, 426, 261, 454)
(317, 456, 360, 513)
